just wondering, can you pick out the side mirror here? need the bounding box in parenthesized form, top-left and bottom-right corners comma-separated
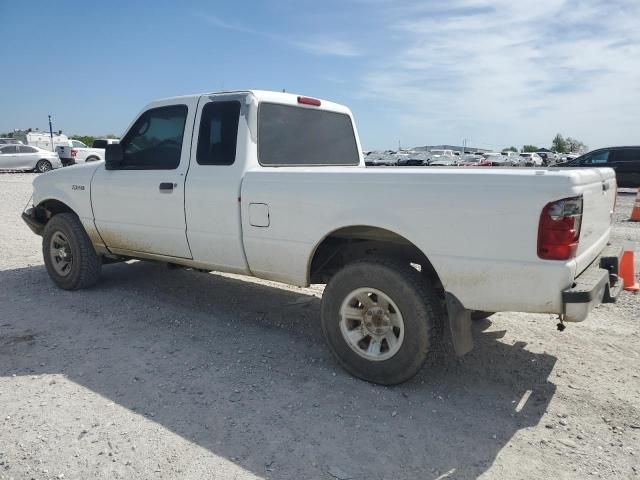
(105, 144, 123, 170)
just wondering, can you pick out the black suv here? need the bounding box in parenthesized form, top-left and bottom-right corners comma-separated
(557, 146, 640, 188)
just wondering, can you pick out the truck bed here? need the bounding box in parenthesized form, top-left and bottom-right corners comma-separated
(240, 166, 616, 314)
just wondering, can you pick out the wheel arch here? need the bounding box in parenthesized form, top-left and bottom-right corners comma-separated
(36, 198, 77, 220)
(28, 198, 80, 232)
(307, 225, 442, 289)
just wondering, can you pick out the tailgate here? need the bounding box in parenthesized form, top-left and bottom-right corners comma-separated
(56, 145, 72, 159)
(574, 168, 616, 275)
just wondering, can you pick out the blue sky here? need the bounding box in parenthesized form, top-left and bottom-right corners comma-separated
(1, 0, 638, 150)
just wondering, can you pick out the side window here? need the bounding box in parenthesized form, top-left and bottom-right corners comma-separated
(585, 151, 609, 164)
(615, 149, 640, 162)
(1, 146, 17, 154)
(119, 105, 188, 170)
(20, 146, 37, 153)
(196, 101, 241, 165)
(72, 140, 87, 148)
(92, 139, 107, 149)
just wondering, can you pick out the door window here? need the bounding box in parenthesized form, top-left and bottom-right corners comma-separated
(196, 101, 241, 165)
(0, 146, 18, 154)
(119, 105, 188, 170)
(19, 146, 38, 153)
(585, 151, 609, 164)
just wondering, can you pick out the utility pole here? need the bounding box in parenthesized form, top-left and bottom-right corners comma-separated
(48, 115, 54, 152)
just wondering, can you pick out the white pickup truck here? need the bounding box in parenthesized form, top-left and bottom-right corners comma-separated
(22, 90, 622, 384)
(56, 138, 119, 166)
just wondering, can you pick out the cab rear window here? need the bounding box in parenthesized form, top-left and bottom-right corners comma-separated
(258, 103, 359, 166)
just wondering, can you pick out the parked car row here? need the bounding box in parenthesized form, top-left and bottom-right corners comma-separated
(0, 137, 119, 172)
(365, 151, 545, 167)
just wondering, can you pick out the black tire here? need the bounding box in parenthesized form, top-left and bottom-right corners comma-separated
(42, 213, 101, 290)
(36, 160, 52, 173)
(471, 311, 495, 321)
(85, 156, 99, 162)
(321, 257, 444, 385)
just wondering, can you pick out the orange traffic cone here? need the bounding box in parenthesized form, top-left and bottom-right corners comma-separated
(630, 190, 640, 222)
(620, 250, 640, 292)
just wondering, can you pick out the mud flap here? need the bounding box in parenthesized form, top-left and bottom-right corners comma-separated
(445, 292, 473, 356)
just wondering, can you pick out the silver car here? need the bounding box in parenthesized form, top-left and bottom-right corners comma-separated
(0, 145, 62, 172)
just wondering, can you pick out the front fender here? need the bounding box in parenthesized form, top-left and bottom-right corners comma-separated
(30, 163, 104, 248)
(32, 163, 101, 216)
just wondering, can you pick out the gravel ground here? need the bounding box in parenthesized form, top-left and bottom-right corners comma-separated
(0, 172, 638, 480)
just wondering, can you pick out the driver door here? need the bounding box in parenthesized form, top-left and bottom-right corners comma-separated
(91, 98, 199, 258)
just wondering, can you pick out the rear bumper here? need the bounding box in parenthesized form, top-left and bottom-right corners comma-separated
(562, 244, 623, 322)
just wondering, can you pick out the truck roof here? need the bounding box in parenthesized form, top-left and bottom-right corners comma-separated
(152, 90, 352, 115)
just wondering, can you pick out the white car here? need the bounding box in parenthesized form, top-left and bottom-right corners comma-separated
(0, 144, 62, 172)
(499, 151, 520, 166)
(23, 90, 621, 385)
(519, 152, 544, 166)
(428, 149, 457, 166)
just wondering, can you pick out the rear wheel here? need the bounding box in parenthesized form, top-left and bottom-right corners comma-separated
(42, 213, 101, 290)
(321, 257, 443, 385)
(35, 160, 52, 173)
(85, 156, 99, 162)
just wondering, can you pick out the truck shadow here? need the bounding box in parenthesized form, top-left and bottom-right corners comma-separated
(0, 262, 557, 480)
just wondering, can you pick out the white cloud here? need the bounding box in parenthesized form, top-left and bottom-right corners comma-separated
(359, 0, 640, 149)
(200, 14, 360, 58)
(294, 38, 360, 57)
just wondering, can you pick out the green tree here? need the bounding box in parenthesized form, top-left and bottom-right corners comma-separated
(502, 146, 518, 153)
(522, 145, 539, 152)
(71, 135, 95, 147)
(551, 134, 567, 153)
(565, 137, 587, 153)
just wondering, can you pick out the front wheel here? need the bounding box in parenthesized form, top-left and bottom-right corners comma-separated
(42, 213, 102, 290)
(36, 160, 52, 173)
(321, 257, 444, 385)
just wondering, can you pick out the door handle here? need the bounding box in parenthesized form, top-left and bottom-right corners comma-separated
(159, 182, 175, 192)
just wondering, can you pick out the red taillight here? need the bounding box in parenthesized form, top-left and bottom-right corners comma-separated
(297, 96, 321, 107)
(537, 196, 583, 260)
(71, 148, 77, 157)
